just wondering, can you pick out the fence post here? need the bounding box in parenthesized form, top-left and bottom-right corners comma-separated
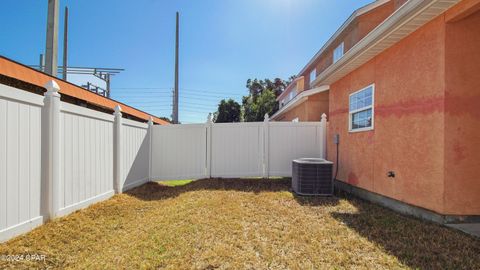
(263, 113, 269, 178)
(113, 105, 123, 193)
(320, 113, 327, 159)
(148, 116, 153, 182)
(44, 80, 61, 219)
(206, 114, 213, 178)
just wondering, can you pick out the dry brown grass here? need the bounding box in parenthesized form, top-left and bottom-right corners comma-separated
(0, 178, 479, 269)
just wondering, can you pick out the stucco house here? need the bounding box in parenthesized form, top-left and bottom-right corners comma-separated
(272, 0, 480, 222)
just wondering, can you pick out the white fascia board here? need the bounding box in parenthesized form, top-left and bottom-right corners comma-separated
(270, 85, 330, 120)
(312, 0, 460, 86)
(297, 0, 391, 77)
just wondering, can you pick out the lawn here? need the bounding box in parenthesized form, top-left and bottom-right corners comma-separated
(1, 178, 479, 269)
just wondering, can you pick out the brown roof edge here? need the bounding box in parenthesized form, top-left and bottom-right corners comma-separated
(0, 55, 169, 125)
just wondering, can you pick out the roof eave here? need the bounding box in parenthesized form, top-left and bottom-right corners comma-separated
(311, 0, 460, 87)
(297, 0, 391, 77)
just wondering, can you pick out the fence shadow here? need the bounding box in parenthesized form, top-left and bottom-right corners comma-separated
(122, 132, 150, 191)
(330, 196, 480, 269)
(127, 178, 339, 207)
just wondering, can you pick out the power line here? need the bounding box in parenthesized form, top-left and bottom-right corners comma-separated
(112, 87, 171, 90)
(112, 87, 244, 93)
(127, 103, 214, 110)
(121, 99, 216, 105)
(111, 87, 245, 95)
(112, 90, 243, 98)
(179, 96, 237, 102)
(115, 95, 239, 103)
(181, 88, 245, 95)
(113, 97, 172, 101)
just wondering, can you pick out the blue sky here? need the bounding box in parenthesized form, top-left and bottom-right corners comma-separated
(1, 0, 372, 123)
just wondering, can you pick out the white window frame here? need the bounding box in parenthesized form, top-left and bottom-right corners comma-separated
(348, 84, 375, 133)
(309, 69, 316, 85)
(333, 42, 344, 63)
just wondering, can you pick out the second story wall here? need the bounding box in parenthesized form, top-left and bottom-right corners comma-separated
(303, 1, 396, 90)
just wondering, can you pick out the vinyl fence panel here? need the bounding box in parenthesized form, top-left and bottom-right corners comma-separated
(151, 124, 208, 180)
(268, 122, 324, 177)
(121, 119, 150, 191)
(150, 119, 327, 180)
(58, 102, 115, 217)
(211, 123, 263, 178)
(0, 84, 43, 242)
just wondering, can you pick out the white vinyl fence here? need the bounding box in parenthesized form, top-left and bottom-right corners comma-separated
(58, 103, 115, 217)
(1, 79, 328, 242)
(0, 81, 151, 242)
(0, 86, 43, 243)
(151, 124, 208, 180)
(151, 114, 327, 180)
(120, 119, 150, 191)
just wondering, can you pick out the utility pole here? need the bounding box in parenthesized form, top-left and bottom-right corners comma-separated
(62, 6, 68, 80)
(106, 73, 111, 98)
(45, 0, 59, 77)
(39, 54, 45, 72)
(173, 12, 180, 124)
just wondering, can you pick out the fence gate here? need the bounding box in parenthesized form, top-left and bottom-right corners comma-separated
(150, 115, 327, 180)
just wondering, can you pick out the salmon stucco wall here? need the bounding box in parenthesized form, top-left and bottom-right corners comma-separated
(305, 91, 329, 121)
(327, 15, 448, 214)
(277, 91, 329, 122)
(278, 103, 307, 122)
(444, 10, 480, 215)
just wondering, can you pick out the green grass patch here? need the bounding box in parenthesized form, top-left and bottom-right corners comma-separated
(158, 179, 194, 187)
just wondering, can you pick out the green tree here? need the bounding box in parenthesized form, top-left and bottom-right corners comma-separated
(242, 89, 279, 122)
(211, 76, 294, 123)
(242, 77, 291, 122)
(213, 99, 241, 123)
(159, 117, 172, 124)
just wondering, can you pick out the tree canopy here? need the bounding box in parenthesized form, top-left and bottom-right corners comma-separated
(213, 99, 241, 123)
(242, 77, 294, 122)
(212, 76, 294, 123)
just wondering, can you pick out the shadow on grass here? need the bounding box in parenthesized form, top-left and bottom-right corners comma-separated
(330, 196, 480, 270)
(127, 178, 339, 207)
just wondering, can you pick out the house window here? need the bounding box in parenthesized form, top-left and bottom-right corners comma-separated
(289, 89, 296, 101)
(310, 69, 316, 85)
(333, 42, 344, 63)
(349, 84, 374, 132)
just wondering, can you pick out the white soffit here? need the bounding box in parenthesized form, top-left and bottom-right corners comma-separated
(315, 0, 460, 86)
